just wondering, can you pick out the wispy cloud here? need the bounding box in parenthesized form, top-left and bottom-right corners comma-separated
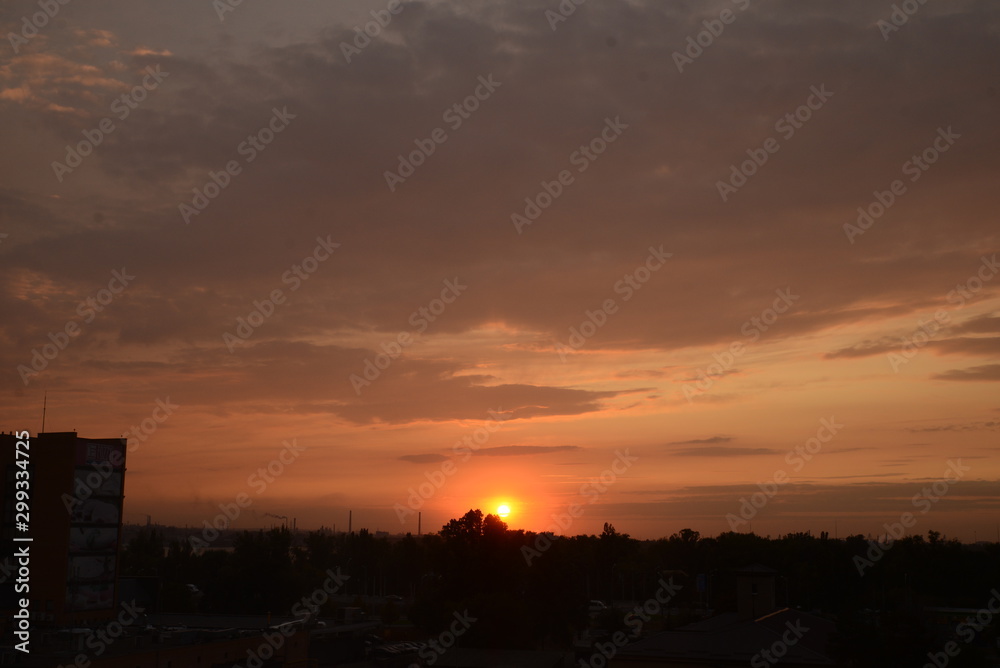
(668, 436, 733, 446)
(398, 453, 450, 464)
(933, 364, 1000, 382)
(671, 446, 781, 457)
(475, 445, 581, 457)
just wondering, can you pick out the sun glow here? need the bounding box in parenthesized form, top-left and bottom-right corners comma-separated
(497, 504, 511, 518)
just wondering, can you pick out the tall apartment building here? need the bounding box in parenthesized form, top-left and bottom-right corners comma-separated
(1, 431, 127, 629)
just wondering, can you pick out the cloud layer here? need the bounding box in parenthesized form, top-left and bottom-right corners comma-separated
(1, 0, 997, 538)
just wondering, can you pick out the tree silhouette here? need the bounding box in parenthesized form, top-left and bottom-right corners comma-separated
(440, 508, 485, 539)
(120, 522, 1000, 659)
(482, 512, 508, 538)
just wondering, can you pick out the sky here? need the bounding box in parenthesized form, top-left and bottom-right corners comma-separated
(1, 0, 998, 541)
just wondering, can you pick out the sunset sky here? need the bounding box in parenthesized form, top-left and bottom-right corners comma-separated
(1, 0, 998, 541)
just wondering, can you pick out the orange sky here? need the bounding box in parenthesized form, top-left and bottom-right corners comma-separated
(1, 0, 998, 541)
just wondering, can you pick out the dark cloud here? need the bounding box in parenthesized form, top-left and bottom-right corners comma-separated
(907, 422, 1000, 432)
(398, 453, 450, 464)
(474, 445, 580, 457)
(932, 364, 1000, 382)
(824, 338, 899, 360)
(2, 0, 998, 358)
(609, 479, 1000, 523)
(952, 314, 1000, 334)
(827, 335, 1000, 360)
(930, 337, 1000, 356)
(668, 436, 733, 446)
(670, 446, 781, 457)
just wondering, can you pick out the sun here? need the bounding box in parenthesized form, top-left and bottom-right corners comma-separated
(496, 504, 511, 518)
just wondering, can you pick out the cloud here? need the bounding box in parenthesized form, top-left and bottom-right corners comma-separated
(398, 453, 450, 464)
(907, 421, 1000, 432)
(678, 368, 743, 382)
(824, 338, 898, 359)
(613, 368, 672, 379)
(474, 445, 581, 457)
(607, 479, 1000, 522)
(930, 337, 1000, 356)
(2, 0, 995, 359)
(668, 436, 733, 446)
(932, 364, 1000, 382)
(953, 314, 1000, 334)
(826, 323, 1000, 360)
(670, 446, 781, 457)
(1, 0, 999, 536)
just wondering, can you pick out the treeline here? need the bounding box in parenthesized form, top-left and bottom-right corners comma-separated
(120, 510, 1000, 652)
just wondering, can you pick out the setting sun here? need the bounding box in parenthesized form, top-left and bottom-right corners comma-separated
(497, 504, 511, 518)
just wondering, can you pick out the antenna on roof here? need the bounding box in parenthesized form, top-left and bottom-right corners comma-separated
(41, 391, 47, 433)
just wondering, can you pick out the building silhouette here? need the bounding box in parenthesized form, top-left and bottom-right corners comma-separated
(1, 431, 127, 630)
